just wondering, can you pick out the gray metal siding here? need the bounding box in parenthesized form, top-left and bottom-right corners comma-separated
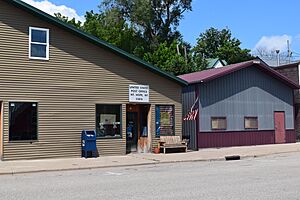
(182, 85, 197, 150)
(199, 66, 294, 131)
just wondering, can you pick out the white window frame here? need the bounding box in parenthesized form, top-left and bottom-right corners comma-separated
(29, 27, 49, 60)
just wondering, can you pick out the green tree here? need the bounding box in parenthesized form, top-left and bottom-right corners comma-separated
(83, 9, 146, 56)
(193, 28, 253, 70)
(101, 0, 192, 49)
(144, 41, 196, 75)
(54, 13, 82, 29)
(55, 1, 194, 75)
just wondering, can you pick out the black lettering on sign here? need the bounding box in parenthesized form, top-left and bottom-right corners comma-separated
(139, 90, 146, 93)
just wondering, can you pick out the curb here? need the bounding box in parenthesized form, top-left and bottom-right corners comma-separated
(0, 150, 299, 176)
(0, 162, 158, 176)
(0, 158, 226, 176)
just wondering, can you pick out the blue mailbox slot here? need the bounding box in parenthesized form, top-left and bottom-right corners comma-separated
(82, 130, 97, 158)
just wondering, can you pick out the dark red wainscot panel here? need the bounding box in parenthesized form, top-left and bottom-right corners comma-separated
(285, 130, 296, 143)
(197, 131, 276, 148)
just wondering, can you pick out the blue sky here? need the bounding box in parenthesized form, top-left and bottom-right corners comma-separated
(23, 0, 300, 57)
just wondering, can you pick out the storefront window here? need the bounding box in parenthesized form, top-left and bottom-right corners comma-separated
(96, 104, 121, 138)
(155, 105, 175, 137)
(9, 102, 38, 141)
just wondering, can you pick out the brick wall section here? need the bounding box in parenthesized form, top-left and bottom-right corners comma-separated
(294, 104, 300, 140)
(274, 65, 300, 102)
(274, 64, 300, 140)
(275, 65, 299, 83)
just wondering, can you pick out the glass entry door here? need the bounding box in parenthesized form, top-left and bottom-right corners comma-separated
(126, 112, 138, 153)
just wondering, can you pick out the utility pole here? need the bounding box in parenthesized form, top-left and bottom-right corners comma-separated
(276, 50, 280, 66)
(184, 46, 187, 64)
(287, 40, 291, 64)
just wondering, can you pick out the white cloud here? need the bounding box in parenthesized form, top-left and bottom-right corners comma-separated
(295, 34, 300, 41)
(254, 35, 292, 52)
(22, 0, 84, 22)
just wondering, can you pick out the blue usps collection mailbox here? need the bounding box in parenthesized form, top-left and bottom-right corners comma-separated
(82, 130, 97, 158)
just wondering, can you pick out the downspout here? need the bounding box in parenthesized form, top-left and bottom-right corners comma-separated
(298, 63, 300, 86)
(296, 63, 300, 140)
(195, 84, 200, 150)
(292, 89, 296, 142)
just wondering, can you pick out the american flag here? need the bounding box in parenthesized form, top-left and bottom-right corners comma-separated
(183, 96, 199, 121)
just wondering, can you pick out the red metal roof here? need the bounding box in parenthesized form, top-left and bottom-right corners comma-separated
(178, 59, 300, 89)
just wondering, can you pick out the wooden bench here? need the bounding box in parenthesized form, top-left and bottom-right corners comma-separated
(159, 136, 188, 154)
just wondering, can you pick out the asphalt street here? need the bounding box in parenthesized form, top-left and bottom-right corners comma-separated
(1, 152, 300, 200)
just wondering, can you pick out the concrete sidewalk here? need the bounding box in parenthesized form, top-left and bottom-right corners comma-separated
(1, 143, 300, 175)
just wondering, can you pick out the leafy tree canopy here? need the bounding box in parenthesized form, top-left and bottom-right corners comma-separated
(193, 28, 254, 70)
(101, 0, 192, 49)
(143, 40, 196, 75)
(83, 9, 146, 56)
(55, 7, 254, 75)
(54, 0, 194, 74)
(54, 13, 82, 29)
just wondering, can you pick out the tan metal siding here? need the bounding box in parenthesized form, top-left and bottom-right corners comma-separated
(0, 1, 182, 160)
(0, 102, 2, 159)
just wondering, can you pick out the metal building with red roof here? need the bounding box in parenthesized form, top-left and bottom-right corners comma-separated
(178, 59, 299, 150)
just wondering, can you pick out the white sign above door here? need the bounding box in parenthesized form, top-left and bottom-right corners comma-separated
(129, 84, 149, 103)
